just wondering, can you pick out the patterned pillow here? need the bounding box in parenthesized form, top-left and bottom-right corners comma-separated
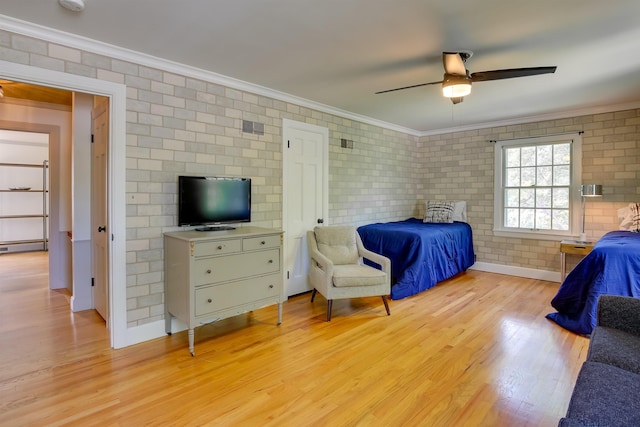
(424, 201, 455, 223)
(630, 203, 640, 233)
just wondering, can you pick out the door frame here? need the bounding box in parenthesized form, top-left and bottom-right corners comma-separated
(282, 119, 329, 296)
(0, 60, 128, 349)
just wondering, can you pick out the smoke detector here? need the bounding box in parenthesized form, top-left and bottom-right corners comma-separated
(59, 0, 85, 12)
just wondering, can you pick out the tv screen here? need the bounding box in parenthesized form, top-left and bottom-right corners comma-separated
(178, 176, 251, 230)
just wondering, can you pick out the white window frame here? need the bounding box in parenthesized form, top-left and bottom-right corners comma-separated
(493, 133, 582, 241)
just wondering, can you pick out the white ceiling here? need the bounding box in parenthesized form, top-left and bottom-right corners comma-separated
(2, 0, 640, 134)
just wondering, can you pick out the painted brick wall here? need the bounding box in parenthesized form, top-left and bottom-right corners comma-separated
(1, 30, 420, 327)
(419, 110, 640, 272)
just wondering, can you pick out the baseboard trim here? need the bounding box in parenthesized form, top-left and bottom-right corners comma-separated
(469, 261, 560, 283)
(123, 318, 189, 348)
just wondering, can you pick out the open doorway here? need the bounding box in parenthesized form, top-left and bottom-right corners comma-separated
(0, 81, 108, 326)
(2, 60, 128, 349)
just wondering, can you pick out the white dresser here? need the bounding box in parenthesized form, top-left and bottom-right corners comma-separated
(164, 226, 284, 355)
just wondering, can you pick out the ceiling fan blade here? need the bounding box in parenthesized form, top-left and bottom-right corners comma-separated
(450, 97, 464, 105)
(375, 80, 442, 95)
(443, 52, 467, 76)
(470, 66, 557, 82)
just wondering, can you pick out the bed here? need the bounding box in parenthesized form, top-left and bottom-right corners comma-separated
(546, 230, 640, 335)
(357, 218, 475, 300)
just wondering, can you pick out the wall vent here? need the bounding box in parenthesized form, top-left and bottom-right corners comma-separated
(242, 120, 264, 135)
(340, 138, 354, 149)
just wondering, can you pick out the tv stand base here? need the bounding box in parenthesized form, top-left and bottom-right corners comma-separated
(195, 226, 236, 232)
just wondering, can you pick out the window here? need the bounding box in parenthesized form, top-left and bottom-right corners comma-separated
(494, 134, 582, 240)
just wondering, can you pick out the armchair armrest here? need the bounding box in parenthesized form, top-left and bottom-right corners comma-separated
(597, 295, 640, 336)
(359, 247, 391, 276)
(355, 232, 390, 276)
(306, 230, 334, 293)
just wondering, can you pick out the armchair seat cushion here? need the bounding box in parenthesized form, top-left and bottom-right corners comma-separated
(332, 265, 387, 287)
(588, 326, 640, 375)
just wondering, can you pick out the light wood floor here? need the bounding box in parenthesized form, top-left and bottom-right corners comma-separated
(0, 252, 588, 427)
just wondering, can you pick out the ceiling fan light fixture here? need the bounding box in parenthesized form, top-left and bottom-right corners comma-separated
(442, 75, 471, 98)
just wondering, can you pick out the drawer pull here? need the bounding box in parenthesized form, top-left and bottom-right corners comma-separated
(269, 284, 274, 289)
(261, 241, 266, 245)
(207, 298, 212, 303)
(268, 259, 273, 264)
(217, 245, 223, 250)
(206, 269, 212, 274)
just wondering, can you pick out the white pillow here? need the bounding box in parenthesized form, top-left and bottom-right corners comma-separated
(618, 206, 632, 230)
(618, 203, 640, 232)
(453, 201, 467, 222)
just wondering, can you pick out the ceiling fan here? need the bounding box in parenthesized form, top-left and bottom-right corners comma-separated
(375, 51, 557, 104)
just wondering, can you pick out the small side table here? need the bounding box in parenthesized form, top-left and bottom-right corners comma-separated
(560, 240, 595, 282)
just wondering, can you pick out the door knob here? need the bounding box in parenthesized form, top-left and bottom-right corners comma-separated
(98, 226, 106, 232)
(317, 218, 324, 224)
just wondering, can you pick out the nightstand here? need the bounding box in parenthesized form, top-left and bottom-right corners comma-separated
(560, 240, 595, 282)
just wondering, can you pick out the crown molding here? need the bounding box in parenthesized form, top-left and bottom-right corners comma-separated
(0, 15, 421, 137)
(417, 100, 640, 137)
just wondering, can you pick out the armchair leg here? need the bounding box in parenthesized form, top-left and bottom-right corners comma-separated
(327, 300, 333, 322)
(382, 295, 390, 316)
(310, 288, 317, 302)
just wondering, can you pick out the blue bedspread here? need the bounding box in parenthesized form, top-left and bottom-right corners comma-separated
(357, 218, 475, 300)
(546, 231, 640, 335)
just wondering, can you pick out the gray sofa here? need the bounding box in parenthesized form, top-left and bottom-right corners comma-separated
(559, 295, 640, 426)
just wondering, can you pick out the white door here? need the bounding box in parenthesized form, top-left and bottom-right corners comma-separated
(283, 119, 328, 297)
(92, 98, 109, 322)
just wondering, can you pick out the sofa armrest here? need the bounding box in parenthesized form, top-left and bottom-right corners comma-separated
(597, 295, 640, 336)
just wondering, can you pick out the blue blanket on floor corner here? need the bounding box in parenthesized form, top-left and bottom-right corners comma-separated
(546, 231, 640, 335)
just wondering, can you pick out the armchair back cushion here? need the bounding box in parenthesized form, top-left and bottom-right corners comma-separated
(314, 226, 359, 265)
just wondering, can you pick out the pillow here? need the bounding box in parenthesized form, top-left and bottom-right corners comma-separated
(618, 206, 632, 229)
(619, 203, 640, 232)
(452, 201, 467, 222)
(423, 200, 467, 222)
(424, 201, 455, 223)
(630, 203, 640, 233)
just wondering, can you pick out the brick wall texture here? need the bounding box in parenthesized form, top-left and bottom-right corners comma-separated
(1, 30, 638, 327)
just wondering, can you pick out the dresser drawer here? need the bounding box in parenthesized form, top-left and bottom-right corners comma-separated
(193, 239, 242, 257)
(194, 249, 280, 285)
(243, 234, 281, 251)
(195, 274, 281, 316)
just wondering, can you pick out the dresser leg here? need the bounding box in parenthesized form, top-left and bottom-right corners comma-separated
(165, 313, 172, 335)
(188, 328, 195, 357)
(277, 302, 283, 325)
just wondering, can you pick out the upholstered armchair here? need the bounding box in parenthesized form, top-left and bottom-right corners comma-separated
(307, 226, 391, 321)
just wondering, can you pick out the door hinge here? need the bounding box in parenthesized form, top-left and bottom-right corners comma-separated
(91, 134, 94, 143)
(287, 140, 290, 148)
(91, 277, 95, 287)
(287, 271, 290, 279)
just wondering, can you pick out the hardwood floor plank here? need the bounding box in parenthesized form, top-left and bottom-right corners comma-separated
(0, 253, 588, 426)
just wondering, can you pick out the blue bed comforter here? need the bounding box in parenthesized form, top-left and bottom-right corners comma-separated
(546, 231, 640, 335)
(357, 218, 475, 300)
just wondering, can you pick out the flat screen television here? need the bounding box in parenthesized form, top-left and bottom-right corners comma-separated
(178, 176, 251, 231)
